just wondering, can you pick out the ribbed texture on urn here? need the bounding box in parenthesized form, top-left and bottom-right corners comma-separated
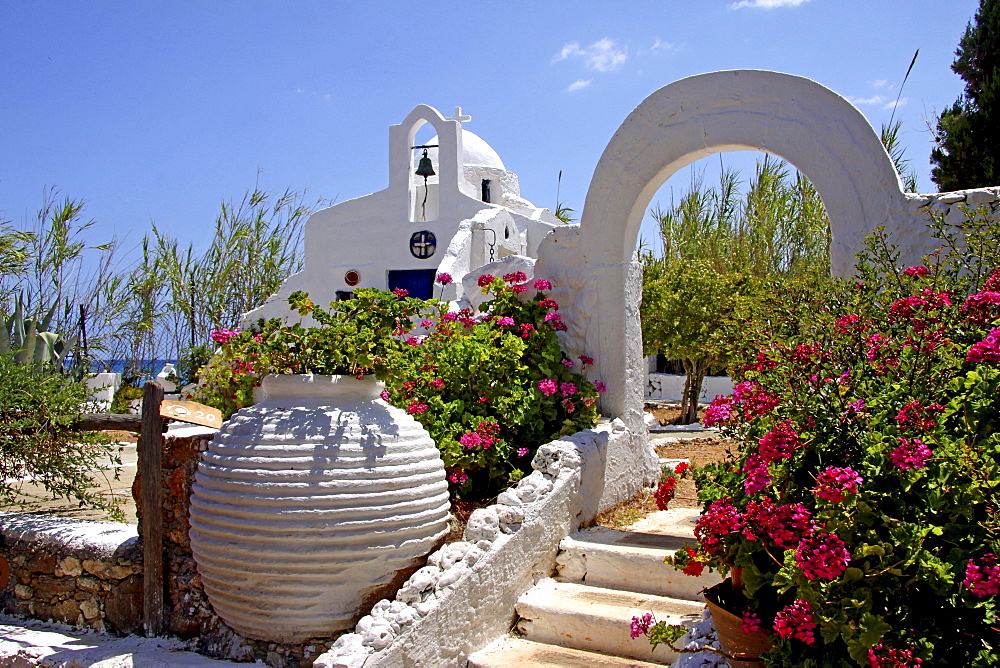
(189, 375, 450, 643)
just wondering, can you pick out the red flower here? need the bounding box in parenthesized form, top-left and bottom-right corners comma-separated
(967, 327, 1000, 363)
(502, 271, 527, 283)
(985, 268, 1000, 291)
(894, 400, 943, 431)
(758, 421, 803, 462)
(654, 477, 677, 510)
(694, 498, 743, 555)
(774, 599, 816, 644)
(678, 547, 704, 577)
(795, 532, 850, 579)
(962, 291, 1000, 324)
(903, 265, 930, 277)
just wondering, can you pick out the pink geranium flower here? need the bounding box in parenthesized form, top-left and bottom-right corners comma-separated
(537, 379, 558, 396)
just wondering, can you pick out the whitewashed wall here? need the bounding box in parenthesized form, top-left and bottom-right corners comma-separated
(646, 374, 734, 403)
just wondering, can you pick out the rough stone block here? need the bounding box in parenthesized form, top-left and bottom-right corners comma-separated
(105, 573, 143, 635)
(50, 598, 80, 624)
(80, 598, 100, 620)
(0, 554, 9, 588)
(966, 190, 998, 206)
(82, 558, 135, 580)
(936, 193, 966, 204)
(56, 556, 82, 577)
(25, 551, 56, 574)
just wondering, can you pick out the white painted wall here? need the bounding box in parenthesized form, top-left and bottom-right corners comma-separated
(84, 373, 120, 412)
(646, 374, 734, 403)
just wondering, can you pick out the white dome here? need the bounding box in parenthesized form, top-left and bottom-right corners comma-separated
(428, 130, 505, 170)
(460, 130, 505, 169)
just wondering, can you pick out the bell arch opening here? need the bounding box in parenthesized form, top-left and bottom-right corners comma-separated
(408, 120, 442, 223)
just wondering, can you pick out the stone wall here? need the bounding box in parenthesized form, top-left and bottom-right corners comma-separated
(906, 187, 1000, 226)
(0, 426, 334, 666)
(312, 423, 618, 667)
(0, 514, 143, 635)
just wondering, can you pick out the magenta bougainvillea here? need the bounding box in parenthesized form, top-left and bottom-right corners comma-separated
(649, 232, 1000, 665)
(383, 275, 603, 498)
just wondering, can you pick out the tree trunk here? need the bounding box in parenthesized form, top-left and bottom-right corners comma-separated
(680, 359, 708, 425)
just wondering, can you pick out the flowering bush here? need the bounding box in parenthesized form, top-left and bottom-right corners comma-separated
(384, 274, 603, 498)
(193, 288, 430, 416)
(670, 211, 1000, 665)
(194, 275, 603, 499)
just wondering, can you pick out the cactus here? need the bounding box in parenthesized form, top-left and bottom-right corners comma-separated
(0, 294, 77, 368)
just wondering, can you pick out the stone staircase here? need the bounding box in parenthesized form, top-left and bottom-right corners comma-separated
(469, 506, 721, 667)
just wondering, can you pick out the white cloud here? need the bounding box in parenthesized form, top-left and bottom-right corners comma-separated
(567, 79, 592, 92)
(552, 42, 584, 64)
(882, 97, 908, 111)
(846, 94, 888, 106)
(649, 39, 678, 53)
(552, 38, 627, 72)
(587, 38, 627, 71)
(730, 0, 810, 8)
(871, 79, 891, 89)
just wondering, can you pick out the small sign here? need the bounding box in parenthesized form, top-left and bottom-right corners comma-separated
(160, 400, 222, 428)
(410, 230, 436, 259)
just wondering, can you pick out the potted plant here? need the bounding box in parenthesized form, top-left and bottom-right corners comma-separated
(187, 288, 453, 643)
(635, 212, 1000, 665)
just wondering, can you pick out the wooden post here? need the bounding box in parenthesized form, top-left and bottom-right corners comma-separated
(140, 381, 165, 636)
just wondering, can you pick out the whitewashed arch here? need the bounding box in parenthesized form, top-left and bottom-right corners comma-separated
(536, 71, 926, 509)
(563, 70, 916, 421)
(579, 69, 908, 276)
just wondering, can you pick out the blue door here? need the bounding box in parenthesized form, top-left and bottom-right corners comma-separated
(387, 269, 437, 300)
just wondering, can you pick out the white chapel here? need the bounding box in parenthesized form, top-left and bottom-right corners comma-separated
(245, 104, 565, 323)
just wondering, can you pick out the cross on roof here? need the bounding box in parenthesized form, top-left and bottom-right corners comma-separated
(446, 106, 471, 124)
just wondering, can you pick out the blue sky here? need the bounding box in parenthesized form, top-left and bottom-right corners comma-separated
(0, 0, 981, 258)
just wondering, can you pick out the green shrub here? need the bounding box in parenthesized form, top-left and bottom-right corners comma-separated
(110, 383, 143, 415)
(385, 274, 602, 498)
(0, 354, 120, 518)
(175, 343, 214, 386)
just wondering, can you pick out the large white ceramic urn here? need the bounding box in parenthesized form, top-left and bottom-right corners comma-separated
(188, 374, 450, 643)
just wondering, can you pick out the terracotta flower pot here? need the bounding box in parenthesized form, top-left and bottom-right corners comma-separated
(704, 580, 774, 668)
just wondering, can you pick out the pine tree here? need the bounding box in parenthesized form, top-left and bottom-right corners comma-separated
(930, 0, 1000, 191)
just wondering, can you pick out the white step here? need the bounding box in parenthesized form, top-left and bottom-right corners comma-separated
(515, 579, 704, 664)
(556, 509, 721, 601)
(468, 637, 664, 667)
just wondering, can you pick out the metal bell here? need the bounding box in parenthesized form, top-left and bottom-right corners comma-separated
(415, 149, 435, 177)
